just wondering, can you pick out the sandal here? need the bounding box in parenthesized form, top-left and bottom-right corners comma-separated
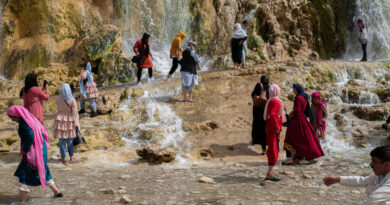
(54, 193, 63, 198)
(265, 175, 281, 182)
(282, 161, 294, 166)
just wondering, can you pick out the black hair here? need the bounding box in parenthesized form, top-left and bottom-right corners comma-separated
(20, 73, 38, 98)
(370, 146, 390, 163)
(260, 75, 269, 99)
(242, 20, 248, 25)
(141, 33, 150, 57)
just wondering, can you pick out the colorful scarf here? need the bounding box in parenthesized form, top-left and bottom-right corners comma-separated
(80, 62, 93, 98)
(7, 105, 50, 190)
(311, 92, 327, 130)
(263, 84, 286, 122)
(61, 84, 74, 101)
(232, 23, 247, 39)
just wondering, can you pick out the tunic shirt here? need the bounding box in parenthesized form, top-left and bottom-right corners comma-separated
(23, 87, 49, 123)
(53, 97, 79, 139)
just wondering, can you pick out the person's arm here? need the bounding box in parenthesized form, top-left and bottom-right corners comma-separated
(37, 87, 50, 101)
(190, 49, 200, 64)
(324, 174, 376, 187)
(321, 104, 328, 123)
(133, 41, 139, 56)
(363, 179, 390, 205)
(20, 121, 35, 154)
(71, 99, 79, 128)
(177, 45, 183, 59)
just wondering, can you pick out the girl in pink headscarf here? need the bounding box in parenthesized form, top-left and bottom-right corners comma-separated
(7, 105, 62, 203)
(311, 92, 328, 140)
(263, 84, 286, 181)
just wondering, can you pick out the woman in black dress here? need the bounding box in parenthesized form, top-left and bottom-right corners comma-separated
(251, 75, 269, 154)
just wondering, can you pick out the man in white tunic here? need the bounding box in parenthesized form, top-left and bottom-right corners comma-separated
(324, 146, 390, 205)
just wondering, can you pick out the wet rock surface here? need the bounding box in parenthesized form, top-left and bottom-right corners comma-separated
(136, 144, 176, 164)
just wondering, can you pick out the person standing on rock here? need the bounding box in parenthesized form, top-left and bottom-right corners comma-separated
(54, 84, 79, 164)
(358, 18, 368, 62)
(283, 84, 324, 165)
(79, 62, 99, 117)
(310, 92, 328, 140)
(251, 75, 269, 154)
(231, 23, 247, 69)
(134, 33, 153, 84)
(241, 20, 249, 69)
(168, 32, 186, 78)
(263, 84, 286, 181)
(20, 73, 50, 124)
(7, 105, 63, 203)
(180, 41, 200, 102)
(323, 145, 390, 204)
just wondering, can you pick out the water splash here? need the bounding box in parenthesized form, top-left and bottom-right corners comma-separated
(344, 0, 390, 61)
(358, 90, 380, 105)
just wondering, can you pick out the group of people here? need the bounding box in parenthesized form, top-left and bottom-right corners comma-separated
(252, 77, 326, 181)
(8, 62, 100, 202)
(133, 32, 201, 102)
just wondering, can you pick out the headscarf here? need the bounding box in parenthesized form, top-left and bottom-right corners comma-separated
(293, 84, 314, 122)
(311, 92, 327, 128)
(20, 73, 39, 98)
(263, 84, 286, 122)
(260, 75, 270, 99)
(80, 62, 93, 98)
(232, 23, 247, 39)
(7, 105, 50, 190)
(170, 32, 187, 58)
(61, 83, 74, 101)
(141, 33, 150, 57)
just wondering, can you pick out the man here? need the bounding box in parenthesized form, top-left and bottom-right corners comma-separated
(324, 146, 390, 205)
(179, 41, 200, 102)
(241, 20, 249, 69)
(168, 32, 186, 78)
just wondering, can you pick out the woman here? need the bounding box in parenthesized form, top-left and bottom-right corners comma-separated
(20, 73, 49, 124)
(7, 105, 62, 203)
(251, 75, 269, 154)
(79, 62, 99, 117)
(168, 32, 186, 78)
(133, 33, 153, 84)
(293, 84, 314, 123)
(357, 18, 368, 62)
(231, 23, 247, 69)
(263, 84, 286, 181)
(283, 85, 324, 165)
(311, 92, 328, 140)
(54, 84, 79, 163)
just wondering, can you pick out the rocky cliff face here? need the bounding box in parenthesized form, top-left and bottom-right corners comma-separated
(0, 0, 356, 83)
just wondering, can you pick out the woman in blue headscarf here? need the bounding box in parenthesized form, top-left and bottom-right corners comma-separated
(53, 84, 80, 163)
(79, 62, 99, 117)
(292, 84, 314, 122)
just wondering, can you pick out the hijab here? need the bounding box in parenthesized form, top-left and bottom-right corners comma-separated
(311, 92, 326, 128)
(7, 105, 50, 190)
(61, 84, 74, 101)
(263, 84, 286, 122)
(141, 33, 150, 57)
(261, 75, 270, 99)
(232, 23, 247, 39)
(293, 84, 314, 122)
(20, 73, 39, 98)
(80, 62, 93, 98)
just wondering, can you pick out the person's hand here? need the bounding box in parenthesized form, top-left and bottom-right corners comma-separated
(323, 176, 340, 186)
(275, 129, 280, 134)
(239, 40, 243, 46)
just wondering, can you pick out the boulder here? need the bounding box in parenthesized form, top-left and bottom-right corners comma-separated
(350, 104, 390, 121)
(96, 92, 121, 115)
(136, 144, 176, 164)
(198, 176, 215, 184)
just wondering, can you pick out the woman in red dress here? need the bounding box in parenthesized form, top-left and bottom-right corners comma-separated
(263, 84, 286, 181)
(133, 33, 153, 84)
(283, 85, 324, 165)
(20, 73, 49, 124)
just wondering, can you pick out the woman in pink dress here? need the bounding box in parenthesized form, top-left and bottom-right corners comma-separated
(54, 84, 79, 163)
(283, 85, 324, 165)
(20, 73, 49, 124)
(79, 62, 99, 117)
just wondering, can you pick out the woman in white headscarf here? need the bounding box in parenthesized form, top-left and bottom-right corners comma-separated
(231, 23, 247, 69)
(53, 84, 79, 163)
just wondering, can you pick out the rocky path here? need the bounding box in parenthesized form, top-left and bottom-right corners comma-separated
(0, 155, 368, 205)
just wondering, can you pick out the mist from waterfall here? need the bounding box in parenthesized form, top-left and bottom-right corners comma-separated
(344, 0, 390, 61)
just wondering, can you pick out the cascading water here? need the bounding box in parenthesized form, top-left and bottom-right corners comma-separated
(344, 0, 390, 61)
(120, 0, 191, 76)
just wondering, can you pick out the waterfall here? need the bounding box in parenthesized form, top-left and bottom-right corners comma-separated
(344, 0, 390, 61)
(121, 0, 191, 75)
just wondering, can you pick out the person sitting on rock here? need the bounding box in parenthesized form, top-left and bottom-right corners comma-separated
(79, 62, 99, 117)
(180, 41, 200, 102)
(323, 145, 390, 204)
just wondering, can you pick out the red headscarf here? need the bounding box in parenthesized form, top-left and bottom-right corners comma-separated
(7, 105, 50, 190)
(311, 92, 326, 129)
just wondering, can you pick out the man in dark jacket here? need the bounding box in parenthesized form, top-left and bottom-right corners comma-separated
(180, 41, 200, 102)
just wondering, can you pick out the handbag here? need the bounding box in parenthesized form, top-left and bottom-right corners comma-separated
(131, 55, 140, 64)
(73, 128, 86, 146)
